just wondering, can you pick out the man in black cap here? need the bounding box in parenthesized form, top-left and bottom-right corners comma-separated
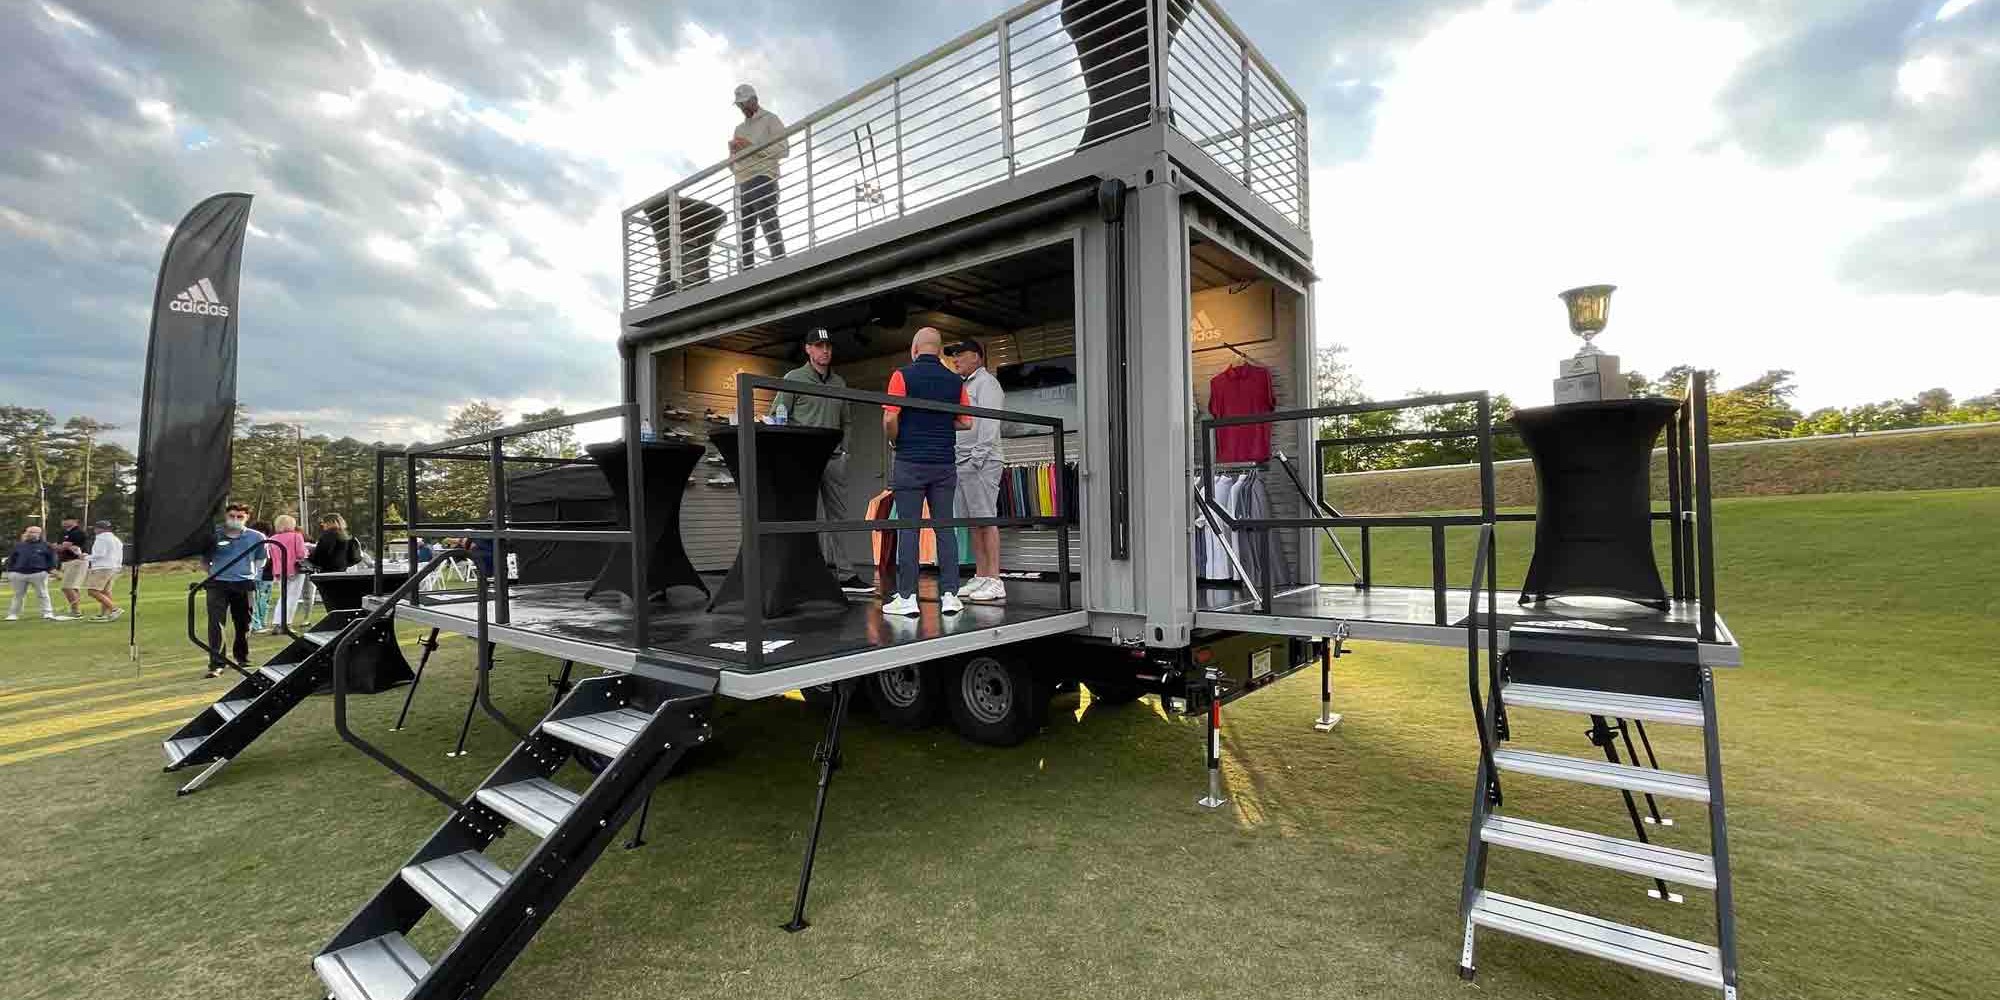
(772, 328, 868, 589)
(947, 337, 1007, 602)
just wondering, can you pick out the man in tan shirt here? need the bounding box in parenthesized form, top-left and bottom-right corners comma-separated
(729, 84, 789, 267)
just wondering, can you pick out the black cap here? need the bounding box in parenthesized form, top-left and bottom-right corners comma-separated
(93, 520, 112, 530)
(944, 337, 983, 357)
(803, 327, 832, 345)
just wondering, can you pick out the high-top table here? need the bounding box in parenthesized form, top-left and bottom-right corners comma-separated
(583, 440, 708, 602)
(706, 424, 847, 618)
(1511, 397, 1681, 609)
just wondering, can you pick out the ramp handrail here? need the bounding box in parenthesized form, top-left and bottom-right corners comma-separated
(1465, 521, 1502, 807)
(186, 537, 298, 680)
(332, 548, 492, 812)
(730, 372, 1074, 671)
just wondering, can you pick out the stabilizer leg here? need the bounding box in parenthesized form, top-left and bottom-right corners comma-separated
(392, 627, 441, 731)
(1198, 669, 1228, 809)
(783, 679, 856, 932)
(177, 756, 230, 797)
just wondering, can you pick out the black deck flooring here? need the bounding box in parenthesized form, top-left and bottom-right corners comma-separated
(412, 574, 1075, 672)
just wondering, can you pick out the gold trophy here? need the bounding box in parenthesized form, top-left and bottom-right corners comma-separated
(1553, 284, 1627, 403)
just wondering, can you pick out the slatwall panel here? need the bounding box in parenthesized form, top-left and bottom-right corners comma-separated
(1189, 279, 1303, 586)
(655, 348, 790, 572)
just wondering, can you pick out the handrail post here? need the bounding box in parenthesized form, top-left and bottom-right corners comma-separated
(1665, 413, 1685, 600)
(804, 124, 817, 250)
(737, 376, 764, 671)
(1693, 374, 1718, 642)
(667, 193, 684, 292)
(892, 77, 906, 215)
(1239, 44, 1253, 186)
(1150, 0, 1169, 123)
(405, 453, 422, 608)
(998, 19, 1016, 177)
(372, 450, 386, 597)
(1430, 524, 1447, 625)
(623, 396, 650, 652)
(488, 435, 510, 626)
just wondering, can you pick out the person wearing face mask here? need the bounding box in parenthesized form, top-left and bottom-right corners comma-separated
(200, 502, 267, 677)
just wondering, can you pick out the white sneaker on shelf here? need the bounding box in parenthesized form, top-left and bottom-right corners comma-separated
(940, 593, 964, 615)
(972, 578, 1007, 603)
(882, 593, 920, 617)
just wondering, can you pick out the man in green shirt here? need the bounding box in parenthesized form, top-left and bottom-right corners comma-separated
(772, 328, 868, 589)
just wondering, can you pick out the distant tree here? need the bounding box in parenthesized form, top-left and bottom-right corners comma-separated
(513, 406, 579, 459)
(1706, 370, 1801, 442)
(0, 406, 57, 527)
(1313, 344, 1364, 405)
(429, 401, 506, 521)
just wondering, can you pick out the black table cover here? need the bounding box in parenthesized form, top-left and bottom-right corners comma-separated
(583, 440, 709, 602)
(1512, 398, 1680, 609)
(706, 425, 847, 617)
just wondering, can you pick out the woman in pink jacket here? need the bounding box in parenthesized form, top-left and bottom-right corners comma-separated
(261, 514, 310, 632)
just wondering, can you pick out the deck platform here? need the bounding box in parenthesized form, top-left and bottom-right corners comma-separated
(1195, 584, 1740, 666)
(373, 577, 1086, 699)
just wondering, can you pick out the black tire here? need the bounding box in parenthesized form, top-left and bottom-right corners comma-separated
(864, 664, 941, 729)
(1085, 676, 1145, 706)
(946, 653, 1048, 746)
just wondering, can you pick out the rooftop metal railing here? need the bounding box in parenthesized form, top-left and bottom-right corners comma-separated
(621, 0, 1307, 309)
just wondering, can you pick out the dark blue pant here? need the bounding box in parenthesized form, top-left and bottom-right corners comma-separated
(892, 460, 958, 598)
(738, 175, 785, 266)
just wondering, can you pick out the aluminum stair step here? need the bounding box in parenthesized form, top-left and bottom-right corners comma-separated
(1469, 890, 1725, 990)
(474, 778, 580, 839)
(260, 662, 300, 682)
(400, 850, 511, 932)
(212, 699, 254, 723)
(162, 736, 205, 766)
(1481, 815, 1715, 889)
(314, 932, 430, 1000)
(1492, 749, 1710, 802)
(1501, 683, 1706, 727)
(540, 707, 652, 758)
(303, 631, 336, 646)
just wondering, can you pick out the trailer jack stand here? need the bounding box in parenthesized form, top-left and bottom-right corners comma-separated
(1314, 632, 1347, 733)
(784, 679, 856, 932)
(625, 794, 651, 851)
(445, 642, 496, 758)
(177, 756, 230, 796)
(391, 627, 442, 731)
(1198, 669, 1228, 810)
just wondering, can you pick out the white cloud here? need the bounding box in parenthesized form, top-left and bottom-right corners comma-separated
(1897, 53, 1950, 104)
(366, 234, 418, 265)
(39, 2, 95, 36)
(1313, 0, 2000, 412)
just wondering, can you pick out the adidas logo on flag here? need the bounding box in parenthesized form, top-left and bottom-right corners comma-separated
(168, 277, 231, 318)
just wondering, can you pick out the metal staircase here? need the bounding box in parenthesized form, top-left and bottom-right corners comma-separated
(160, 609, 391, 794)
(1458, 616, 1739, 996)
(312, 549, 718, 1000)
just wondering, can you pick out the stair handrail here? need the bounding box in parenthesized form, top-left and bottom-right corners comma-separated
(186, 537, 300, 680)
(332, 548, 490, 812)
(1465, 521, 1502, 807)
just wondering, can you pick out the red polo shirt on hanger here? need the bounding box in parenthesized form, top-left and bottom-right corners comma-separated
(1208, 362, 1275, 462)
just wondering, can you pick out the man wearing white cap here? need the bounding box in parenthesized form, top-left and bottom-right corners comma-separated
(728, 84, 789, 267)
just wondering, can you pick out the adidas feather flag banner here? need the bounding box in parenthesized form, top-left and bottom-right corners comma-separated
(129, 193, 254, 650)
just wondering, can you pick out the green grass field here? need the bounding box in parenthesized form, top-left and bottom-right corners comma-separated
(1, 489, 1994, 1000)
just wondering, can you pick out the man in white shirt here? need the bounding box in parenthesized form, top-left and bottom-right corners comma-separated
(729, 84, 789, 267)
(84, 520, 123, 621)
(949, 338, 1007, 602)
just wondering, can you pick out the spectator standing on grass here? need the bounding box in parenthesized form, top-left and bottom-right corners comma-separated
(308, 513, 361, 573)
(881, 327, 974, 618)
(83, 521, 123, 621)
(4, 524, 60, 621)
(200, 503, 266, 678)
(247, 519, 275, 633)
(267, 515, 310, 630)
(729, 84, 789, 268)
(56, 515, 88, 618)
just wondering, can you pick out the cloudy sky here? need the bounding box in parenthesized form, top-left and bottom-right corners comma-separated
(1, 0, 1995, 445)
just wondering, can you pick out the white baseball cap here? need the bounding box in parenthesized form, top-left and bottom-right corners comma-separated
(733, 84, 757, 105)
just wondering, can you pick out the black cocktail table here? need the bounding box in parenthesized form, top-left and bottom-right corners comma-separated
(706, 424, 847, 617)
(583, 440, 708, 602)
(1512, 397, 1681, 608)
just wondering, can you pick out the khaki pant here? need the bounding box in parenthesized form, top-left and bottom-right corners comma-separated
(7, 572, 53, 618)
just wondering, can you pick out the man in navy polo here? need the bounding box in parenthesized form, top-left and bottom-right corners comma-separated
(881, 327, 972, 617)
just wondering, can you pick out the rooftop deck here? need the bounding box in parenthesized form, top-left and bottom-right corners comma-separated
(621, 0, 1308, 313)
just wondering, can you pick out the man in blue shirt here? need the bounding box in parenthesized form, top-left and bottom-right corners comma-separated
(200, 502, 267, 677)
(882, 327, 973, 617)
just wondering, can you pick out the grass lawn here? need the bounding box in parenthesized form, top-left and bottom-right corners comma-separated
(0, 489, 1994, 1000)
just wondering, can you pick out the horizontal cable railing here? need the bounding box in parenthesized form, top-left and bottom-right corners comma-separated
(622, 0, 1310, 310)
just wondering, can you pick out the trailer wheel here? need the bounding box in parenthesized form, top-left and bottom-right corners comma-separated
(1085, 677, 1145, 706)
(947, 654, 1047, 746)
(865, 664, 940, 728)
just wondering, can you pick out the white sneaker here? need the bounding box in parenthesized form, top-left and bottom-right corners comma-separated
(940, 593, 964, 615)
(972, 578, 1007, 603)
(4, 614, 16, 621)
(42, 613, 58, 620)
(882, 593, 920, 617)
(956, 577, 984, 597)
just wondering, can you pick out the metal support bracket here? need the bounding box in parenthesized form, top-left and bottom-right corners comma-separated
(1314, 627, 1348, 732)
(176, 756, 230, 797)
(1197, 668, 1228, 809)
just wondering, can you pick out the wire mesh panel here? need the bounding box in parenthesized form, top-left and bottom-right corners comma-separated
(621, 0, 1305, 310)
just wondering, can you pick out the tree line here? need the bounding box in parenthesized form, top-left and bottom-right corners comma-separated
(0, 400, 581, 550)
(1311, 347, 2000, 473)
